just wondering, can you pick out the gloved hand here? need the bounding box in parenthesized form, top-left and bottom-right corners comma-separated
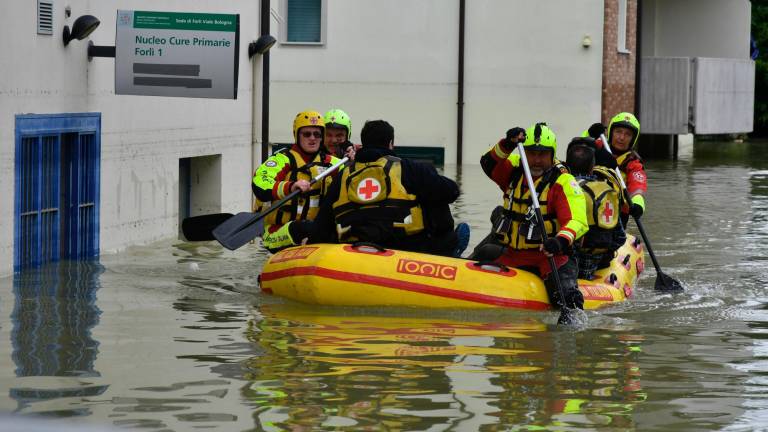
(594, 147, 618, 169)
(542, 236, 569, 255)
(502, 127, 526, 151)
(629, 203, 644, 219)
(587, 123, 606, 139)
(341, 140, 356, 160)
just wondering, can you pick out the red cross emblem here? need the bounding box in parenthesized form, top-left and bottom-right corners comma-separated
(357, 178, 381, 201)
(602, 201, 614, 224)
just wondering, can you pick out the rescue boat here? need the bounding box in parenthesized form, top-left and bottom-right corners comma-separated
(259, 235, 645, 311)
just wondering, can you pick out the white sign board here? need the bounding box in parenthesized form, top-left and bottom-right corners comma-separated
(115, 10, 239, 99)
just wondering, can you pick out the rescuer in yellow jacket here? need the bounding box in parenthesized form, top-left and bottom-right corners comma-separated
(480, 123, 588, 311)
(584, 112, 648, 228)
(309, 119, 467, 257)
(565, 137, 628, 280)
(251, 110, 342, 252)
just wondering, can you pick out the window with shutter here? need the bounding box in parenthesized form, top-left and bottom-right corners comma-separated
(281, 0, 326, 45)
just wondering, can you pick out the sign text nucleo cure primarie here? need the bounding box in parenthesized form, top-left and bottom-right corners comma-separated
(115, 10, 239, 99)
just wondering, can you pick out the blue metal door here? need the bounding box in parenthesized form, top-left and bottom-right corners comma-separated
(14, 114, 101, 271)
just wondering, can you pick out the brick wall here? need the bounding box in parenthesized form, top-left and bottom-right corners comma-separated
(602, 0, 637, 124)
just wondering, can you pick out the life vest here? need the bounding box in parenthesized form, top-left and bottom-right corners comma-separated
(577, 166, 626, 253)
(496, 168, 561, 250)
(263, 149, 335, 228)
(332, 156, 424, 242)
(616, 150, 642, 178)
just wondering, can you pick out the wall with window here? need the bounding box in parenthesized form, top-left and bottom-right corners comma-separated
(0, 1, 259, 275)
(267, 0, 604, 163)
(641, 0, 751, 59)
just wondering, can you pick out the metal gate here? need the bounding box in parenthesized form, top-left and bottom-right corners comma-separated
(14, 114, 101, 271)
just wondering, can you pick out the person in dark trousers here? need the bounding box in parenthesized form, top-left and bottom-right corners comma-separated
(309, 120, 469, 257)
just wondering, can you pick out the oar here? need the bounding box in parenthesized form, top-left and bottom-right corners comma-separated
(600, 134, 683, 292)
(516, 143, 575, 326)
(182, 213, 234, 241)
(213, 157, 349, 251)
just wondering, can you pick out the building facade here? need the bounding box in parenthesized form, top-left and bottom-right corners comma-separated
(1, 0, 753, 275)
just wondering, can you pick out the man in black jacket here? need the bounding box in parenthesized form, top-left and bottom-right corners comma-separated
(309, 120, 468, 257)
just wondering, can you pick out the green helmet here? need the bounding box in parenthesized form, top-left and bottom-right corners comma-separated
(523, 122, 557, 155)
(607, 112, 640, 150)
(323, 109, 351, 138)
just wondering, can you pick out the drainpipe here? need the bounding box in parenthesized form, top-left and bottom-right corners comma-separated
(634, 0, 642, 118)
(260, 0, 271, 163)
(456, 0, 465, 165)
(251, 0, 272, 209)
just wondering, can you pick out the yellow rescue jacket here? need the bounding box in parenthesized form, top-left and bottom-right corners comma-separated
(577, 166, 627, 254)
(497, 158, 587, 250)
(252, 148, 339, 229)
(332, 156, 424, 242)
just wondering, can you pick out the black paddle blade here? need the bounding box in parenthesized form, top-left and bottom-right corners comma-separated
(655, 272, 684, 292)
(182, 213, 234, 241)
(212, 212, 266, 251)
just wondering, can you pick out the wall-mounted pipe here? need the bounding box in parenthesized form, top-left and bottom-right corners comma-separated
(456, 0, 465, 165)
(260, 0, 271, 163)
(634, 0, 642, 118)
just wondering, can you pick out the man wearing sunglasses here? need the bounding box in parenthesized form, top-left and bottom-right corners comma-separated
(251, 110, 343, 252)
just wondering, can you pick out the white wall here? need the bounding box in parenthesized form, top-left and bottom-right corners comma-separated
(463, 1, 604, 162)
(0, 0, 261, 275)
(268, 0, 604, 164)
(642, 0, 751, 59)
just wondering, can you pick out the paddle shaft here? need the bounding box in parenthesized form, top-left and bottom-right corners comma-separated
(599, 134, 667, 276)
(260, 156, 349, 222)
(516, 143, 570, 317)
(213, 156, 349, 250)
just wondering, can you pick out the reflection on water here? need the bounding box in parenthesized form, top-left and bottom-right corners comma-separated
(10, 261, 107, 416)
(243, 305, 645, 431)
(0, 140, 767, 431)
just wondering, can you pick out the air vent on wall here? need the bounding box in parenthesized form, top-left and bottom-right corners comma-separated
(37, 0, 53, 35)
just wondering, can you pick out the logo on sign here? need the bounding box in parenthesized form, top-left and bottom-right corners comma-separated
(397, 259, 457, 281)
(356, 178, 381, 201)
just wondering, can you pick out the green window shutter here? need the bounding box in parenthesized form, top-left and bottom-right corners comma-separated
(287, 0, 321, 43)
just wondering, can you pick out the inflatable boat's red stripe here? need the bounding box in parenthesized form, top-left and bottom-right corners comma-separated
(261, 266, 550, 310)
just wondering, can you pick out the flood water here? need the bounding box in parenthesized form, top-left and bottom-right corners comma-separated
(1, 140, 767, 431)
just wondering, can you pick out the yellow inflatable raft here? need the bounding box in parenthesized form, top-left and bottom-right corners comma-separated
(259, 235, 645, 311)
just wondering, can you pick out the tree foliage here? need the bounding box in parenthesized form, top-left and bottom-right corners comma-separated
(753, 1, 768, 135)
